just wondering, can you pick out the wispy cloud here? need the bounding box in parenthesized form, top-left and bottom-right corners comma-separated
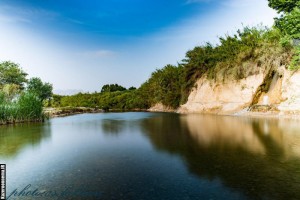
(67, 18, 86, 25)
(0, 14, 31, 24)
(222, 0, 261, 8)
(81, 50, 117, 58)
(185, 0, 212, 4)
(0, 4, 59, 23)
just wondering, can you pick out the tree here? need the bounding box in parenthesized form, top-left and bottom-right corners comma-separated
(268, 0, 299, 13)
(128, 86, 136, 90)
(27, 77, 53, 102)
(0, 61, 28, 89)
(274, 7, 300, 39)
(268, 0, 300, 39)
(140, 64, 183, 108)
(101, 84, 126, 93)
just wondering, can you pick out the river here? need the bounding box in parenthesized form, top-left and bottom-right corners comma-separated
(1, 112, 300, 200)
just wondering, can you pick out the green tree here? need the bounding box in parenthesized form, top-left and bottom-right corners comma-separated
(140, 64, 183, 108)
(101, 84, 126, 93)
(275, 8, 300, 39)
(268, 0, 299, 13)
(0, 61, 28, 89)
(269, 0, 300, 69)
(268, 0, 300, 39)
(27, 77, 53, 102)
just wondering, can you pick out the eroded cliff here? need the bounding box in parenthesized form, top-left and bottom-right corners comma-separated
(178, 65, 300, 115)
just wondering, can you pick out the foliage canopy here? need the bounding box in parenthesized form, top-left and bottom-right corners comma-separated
(27, 77, 53, 102)
(101, 84, 127, 93)
(268, 0, 300, 13)
(268, 0, 300, 39)
(0, 61, 28, 89)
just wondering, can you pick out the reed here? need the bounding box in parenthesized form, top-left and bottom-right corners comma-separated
(0, 92, 45, 124)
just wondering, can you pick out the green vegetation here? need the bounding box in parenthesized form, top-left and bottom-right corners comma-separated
(139, 64, 184, 108)
(101, 84, 127, 93)
(268, 0, 300, 39)
(0, 92, 44, 124)
(27, 77, 53, 102)
(0, 61, 52, 124)
(0, 61, 28, 89)
(52, 88, 146, 111)
(54, 25, 296, 110)
(268, 0, 300, 69)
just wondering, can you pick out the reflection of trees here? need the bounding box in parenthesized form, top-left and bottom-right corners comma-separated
(140, 114, 300, 200)
(251, 120, 285, 159)
(0, 123, 51, 158)
(101, 119, 126, 136)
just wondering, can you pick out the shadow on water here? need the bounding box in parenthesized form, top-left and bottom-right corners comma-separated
(140, 114, 300, 200)
(0, 123, 51, 159)
(101, 119, 127, 136)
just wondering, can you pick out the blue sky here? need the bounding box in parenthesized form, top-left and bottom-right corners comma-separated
(0, 0, 276, 94)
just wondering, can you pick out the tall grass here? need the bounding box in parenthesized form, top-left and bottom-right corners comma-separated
(0, 92, 45, 124)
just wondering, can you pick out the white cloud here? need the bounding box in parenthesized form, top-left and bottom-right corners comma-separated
(81, 50, 117, 58)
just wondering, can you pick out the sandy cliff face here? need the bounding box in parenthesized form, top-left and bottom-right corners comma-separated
(179, 74, 264, 114)
(178, 67, 300, 114)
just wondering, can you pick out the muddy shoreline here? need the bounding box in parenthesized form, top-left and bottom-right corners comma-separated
(44, 107, 148, 118)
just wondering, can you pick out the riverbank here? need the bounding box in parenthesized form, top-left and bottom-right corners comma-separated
(44, 107, 149, 118)
(44, 107, 104, 117)
(0, 106, 294, 126)
(147, 103, 300, 120)
(44, 104, 300, 120)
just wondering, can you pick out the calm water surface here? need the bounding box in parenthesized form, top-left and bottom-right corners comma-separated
(1, 112, 300, 200)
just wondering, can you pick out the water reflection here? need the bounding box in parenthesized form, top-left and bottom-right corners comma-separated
(0, 123, 51, 158)
(2, 113, 300, 200)
(101, 119, 126, 135)
(141, 114, 300, 200)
